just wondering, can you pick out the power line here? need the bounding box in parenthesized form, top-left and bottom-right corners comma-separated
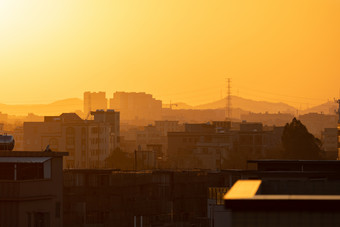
(235, 85, 326, 101)
(236, 89, 311, 106)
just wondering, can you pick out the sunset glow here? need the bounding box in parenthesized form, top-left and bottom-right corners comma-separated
(0, 0, 339, 107)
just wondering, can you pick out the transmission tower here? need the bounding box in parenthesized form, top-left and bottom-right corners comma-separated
(226, 78, 232, 121)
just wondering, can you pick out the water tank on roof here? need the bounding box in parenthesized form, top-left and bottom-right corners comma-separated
(0, 135, 15, 151)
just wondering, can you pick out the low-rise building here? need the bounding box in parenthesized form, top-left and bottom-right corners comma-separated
(167, 122, 283, 169)
(322, 128, 338, 159)
(24, 110, 120, 168)
(12, 126, 24, 151)
(0, 151, 67, 227)
(63, 169, 221, 227)
(222, 159, 340, 226)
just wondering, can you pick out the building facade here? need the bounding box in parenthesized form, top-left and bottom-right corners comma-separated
(167, 122, 283, 169)
(83, 91, 107, 118)
(0, 151, 67, 227)
(24, 110, 120, 169)
(110, 92, 162, 123)
(224, 160, 340, 226)
(322, 128, 338, 159)
(12, 126, 24, 151)
(167, 122, 235, 169)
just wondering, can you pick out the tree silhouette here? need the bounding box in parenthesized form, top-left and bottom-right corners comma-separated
(282, 118, 323, 160)
(105, 147, 133, 169)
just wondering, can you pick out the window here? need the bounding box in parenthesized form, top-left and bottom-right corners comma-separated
(55, 202, 61, 218)
(66, 148, 75, 156)
(17, 163, 44, 180)
(91, 127, 98, 134)
(66, 160, 75, 168)
(66, 137, 75, 145)
(66, 127, 75, 135)
(81, 127, 86, 137)
(49, 138, 58, 145)
(27, 213, 31, 227)
(34, 212, 50, 227)
(0, 163, 14, 180)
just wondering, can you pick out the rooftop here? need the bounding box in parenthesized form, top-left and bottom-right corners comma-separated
(248, 159, 340, 172)
(0, 151, 68, 157)
(224, 180, 261, 199)
(248, 159, 340, 164)
(224, 180, 340, 211)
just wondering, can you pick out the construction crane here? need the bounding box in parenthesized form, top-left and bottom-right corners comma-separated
(169, 100, 178, 110)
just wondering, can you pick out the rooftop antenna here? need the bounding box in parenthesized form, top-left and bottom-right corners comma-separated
(44, 145, 52, 152)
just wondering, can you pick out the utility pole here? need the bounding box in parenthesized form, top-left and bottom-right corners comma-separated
(226, 78, 232, 121)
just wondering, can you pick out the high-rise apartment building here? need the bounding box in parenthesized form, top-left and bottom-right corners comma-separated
(110, 92, 162, 122)
(24, 110, 120, 168)
(83, 91, 107, 117)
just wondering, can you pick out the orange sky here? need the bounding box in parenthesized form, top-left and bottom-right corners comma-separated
(0, 0, 339, 108)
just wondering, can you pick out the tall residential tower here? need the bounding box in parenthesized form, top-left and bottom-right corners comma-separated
(83, 91, 107, 118)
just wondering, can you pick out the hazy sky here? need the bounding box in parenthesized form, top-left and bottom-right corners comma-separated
(0, 0, 339, 108)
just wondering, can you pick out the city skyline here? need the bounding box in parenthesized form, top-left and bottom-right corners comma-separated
(1, 1, 340, 226)
(1, 0, 339, 107)
(0, 89, 338, 111)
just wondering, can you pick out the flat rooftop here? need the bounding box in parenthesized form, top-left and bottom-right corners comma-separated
(224, 180, 340, 211)
(248, 159, 340, 172)
(248, 160, 340, 164)
(0, 151, 68, 157)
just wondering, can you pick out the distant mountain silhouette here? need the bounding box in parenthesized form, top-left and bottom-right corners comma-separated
(0, 98, 83, 116)
(194, 96, 297, 113)
(300, 101, 338, 115)
(0, 95, 335, 119)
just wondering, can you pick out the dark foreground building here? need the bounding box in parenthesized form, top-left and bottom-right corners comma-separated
(224, 160, 340, 227)
(0, 151, 67, 227)
(225, 179, 340, 227)
(63, 169, 226, 227)
(63, 160, 340, 226)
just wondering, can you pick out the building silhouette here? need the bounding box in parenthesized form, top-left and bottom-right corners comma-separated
(321, 128, 338, 159)
(0, 151, 67, 227)
(240, 112, 294, 127)
(224, 160, 340, 226)
(167, 121, 283, 169)
(24, 110, 120, 168)
(110, 92, 162, 123)
(83, 91, 107, 118)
